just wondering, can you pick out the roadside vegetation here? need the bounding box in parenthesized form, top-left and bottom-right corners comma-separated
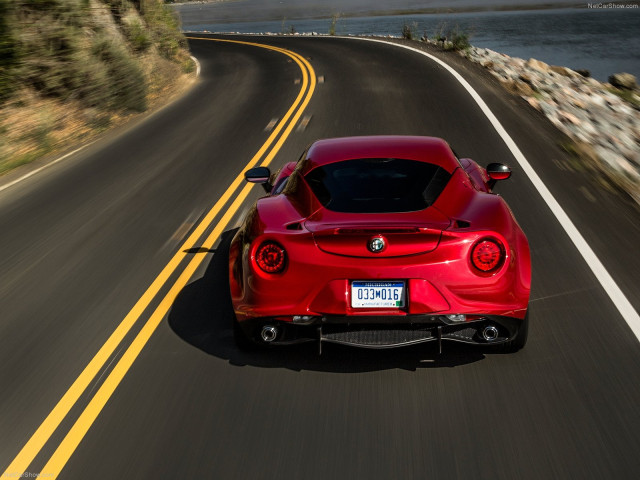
(328, 13, 341, 36)
(401, 21, 471, 52)
(0, 0, 194, 175)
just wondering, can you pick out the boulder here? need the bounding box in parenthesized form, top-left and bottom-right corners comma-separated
(504, 79, 535, 97)
(609, 73, 637, 90)
(527, 97, 541, 111)
(526, 58, 550, 73)
(550, 65, 578, 78)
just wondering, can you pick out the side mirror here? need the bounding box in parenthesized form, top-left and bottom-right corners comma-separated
(486, 163, 511, 189)
(245, 166, 272, 193)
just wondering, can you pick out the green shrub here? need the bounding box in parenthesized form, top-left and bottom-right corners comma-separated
(402, 22, 417, 40)
(181, 57, 195, 74)
(329, 13, 340, 36)
(449, 30, 471, 51)
(434, 24, 472, 51)
(17, 20, 86, 98)
(143, 0, 186, 60)
(125, 19, 152, 52)
(0, 0, 19, 102)
(92, 37, 147, 112)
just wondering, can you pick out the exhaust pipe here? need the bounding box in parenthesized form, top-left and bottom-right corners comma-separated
(261, 325, 278, 343)
(482, 325, 499, 342)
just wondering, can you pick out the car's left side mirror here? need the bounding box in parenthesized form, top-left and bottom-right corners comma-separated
(486, 163, 511, 189)
(245, 166, 272, 193)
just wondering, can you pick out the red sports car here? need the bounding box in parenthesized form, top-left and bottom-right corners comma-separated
(229, 136, 530, 352)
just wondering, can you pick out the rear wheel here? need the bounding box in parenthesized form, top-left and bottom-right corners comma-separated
(497, 310, 529, 353)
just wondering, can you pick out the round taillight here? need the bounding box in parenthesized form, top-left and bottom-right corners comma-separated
(471, 239, 504, 272)
(255, 242, 286, 273)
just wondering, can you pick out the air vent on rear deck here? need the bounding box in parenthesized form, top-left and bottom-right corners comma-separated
(455, 220, 471, 228)
(286, 222, 303, 230)
(336, 228, 420, 235)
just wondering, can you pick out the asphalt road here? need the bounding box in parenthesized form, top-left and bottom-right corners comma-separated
(1, 35, 640, 479)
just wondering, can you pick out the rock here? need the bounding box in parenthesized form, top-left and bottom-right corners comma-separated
(595, 145, 623, 171)
(526, 58, 550, 73)
(550, 65, 578, 78)
(527, 97, 541, 111)
(571, 99, 587, 109)
(609, 73, 637, 90)
(519, 73, 533, 85)
(576, 69, 591, 78)
(504, 79, 536, 96)
(558, 110, 581, 126)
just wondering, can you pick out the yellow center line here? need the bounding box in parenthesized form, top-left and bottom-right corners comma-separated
(2, 38, 316, 479)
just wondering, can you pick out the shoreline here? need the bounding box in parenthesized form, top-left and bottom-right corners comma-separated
(171, 1, 583, 20)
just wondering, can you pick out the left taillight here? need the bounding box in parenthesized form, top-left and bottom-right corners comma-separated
(471, 238, 504, 273)
(255, 241, 287, 273)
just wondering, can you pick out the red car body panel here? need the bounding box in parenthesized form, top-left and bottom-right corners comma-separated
(229, 136, 531, 349)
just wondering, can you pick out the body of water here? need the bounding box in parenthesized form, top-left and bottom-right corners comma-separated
(178, 7, 640, 81)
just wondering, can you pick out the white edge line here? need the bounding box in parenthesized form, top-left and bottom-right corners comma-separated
(0, 55, 202, 195)
(352, 36, 640, 342)
(0, 142, 96, 194)
(190, 55, 201, 78)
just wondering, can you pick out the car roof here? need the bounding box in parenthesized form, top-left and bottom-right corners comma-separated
(301, 136, 460, 173)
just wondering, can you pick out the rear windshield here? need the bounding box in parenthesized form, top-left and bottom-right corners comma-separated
(304, 158, 451, 213)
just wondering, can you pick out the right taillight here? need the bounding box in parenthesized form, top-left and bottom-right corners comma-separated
(471, 238, 504, 273)
(255, 241, 286, 273)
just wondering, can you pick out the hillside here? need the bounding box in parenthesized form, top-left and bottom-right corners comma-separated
(0, 0, 195, 175)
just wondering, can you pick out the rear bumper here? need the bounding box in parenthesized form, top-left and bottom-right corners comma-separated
(229, 229, 531, 324)
(236, 314, 525, 349)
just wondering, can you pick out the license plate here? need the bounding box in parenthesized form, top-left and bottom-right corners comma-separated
(351, 281, 405, 308)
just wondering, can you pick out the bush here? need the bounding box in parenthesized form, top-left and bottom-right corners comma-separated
(92, 37, 147, 112)
(449, 30, 471, 51)
(0, 0, 19, 102)
(124, 19, 152, 52)
(434, 23, 472, 51)
(329, 13, 340, 36)
(143, 0, 187, 60)
(402, 22, 417, 40)
(16, 14, 87, 99)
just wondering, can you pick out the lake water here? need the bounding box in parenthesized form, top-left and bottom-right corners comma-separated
(177, 7, 640, 81)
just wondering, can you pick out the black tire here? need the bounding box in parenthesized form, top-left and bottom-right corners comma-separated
(497, 310, 529, 353)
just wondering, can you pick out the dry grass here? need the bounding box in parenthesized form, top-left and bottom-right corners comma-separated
(0, 62, 195, 176)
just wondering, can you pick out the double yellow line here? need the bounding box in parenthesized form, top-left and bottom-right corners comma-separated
(2, 37, 316, 479)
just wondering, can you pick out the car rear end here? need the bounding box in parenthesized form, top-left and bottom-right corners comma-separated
(230, 136, 530, 351)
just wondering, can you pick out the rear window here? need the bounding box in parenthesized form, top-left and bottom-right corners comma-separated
(304, 158, 451, 213)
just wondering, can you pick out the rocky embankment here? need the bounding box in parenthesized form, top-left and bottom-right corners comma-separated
(463, 46, 640, 205)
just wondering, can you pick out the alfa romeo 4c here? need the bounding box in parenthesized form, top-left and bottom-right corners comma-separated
(229, 136, 530, 353)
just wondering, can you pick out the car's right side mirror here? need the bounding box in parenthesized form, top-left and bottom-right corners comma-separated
(486, 163, 512, 190)
(245, 166, 272, 193)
